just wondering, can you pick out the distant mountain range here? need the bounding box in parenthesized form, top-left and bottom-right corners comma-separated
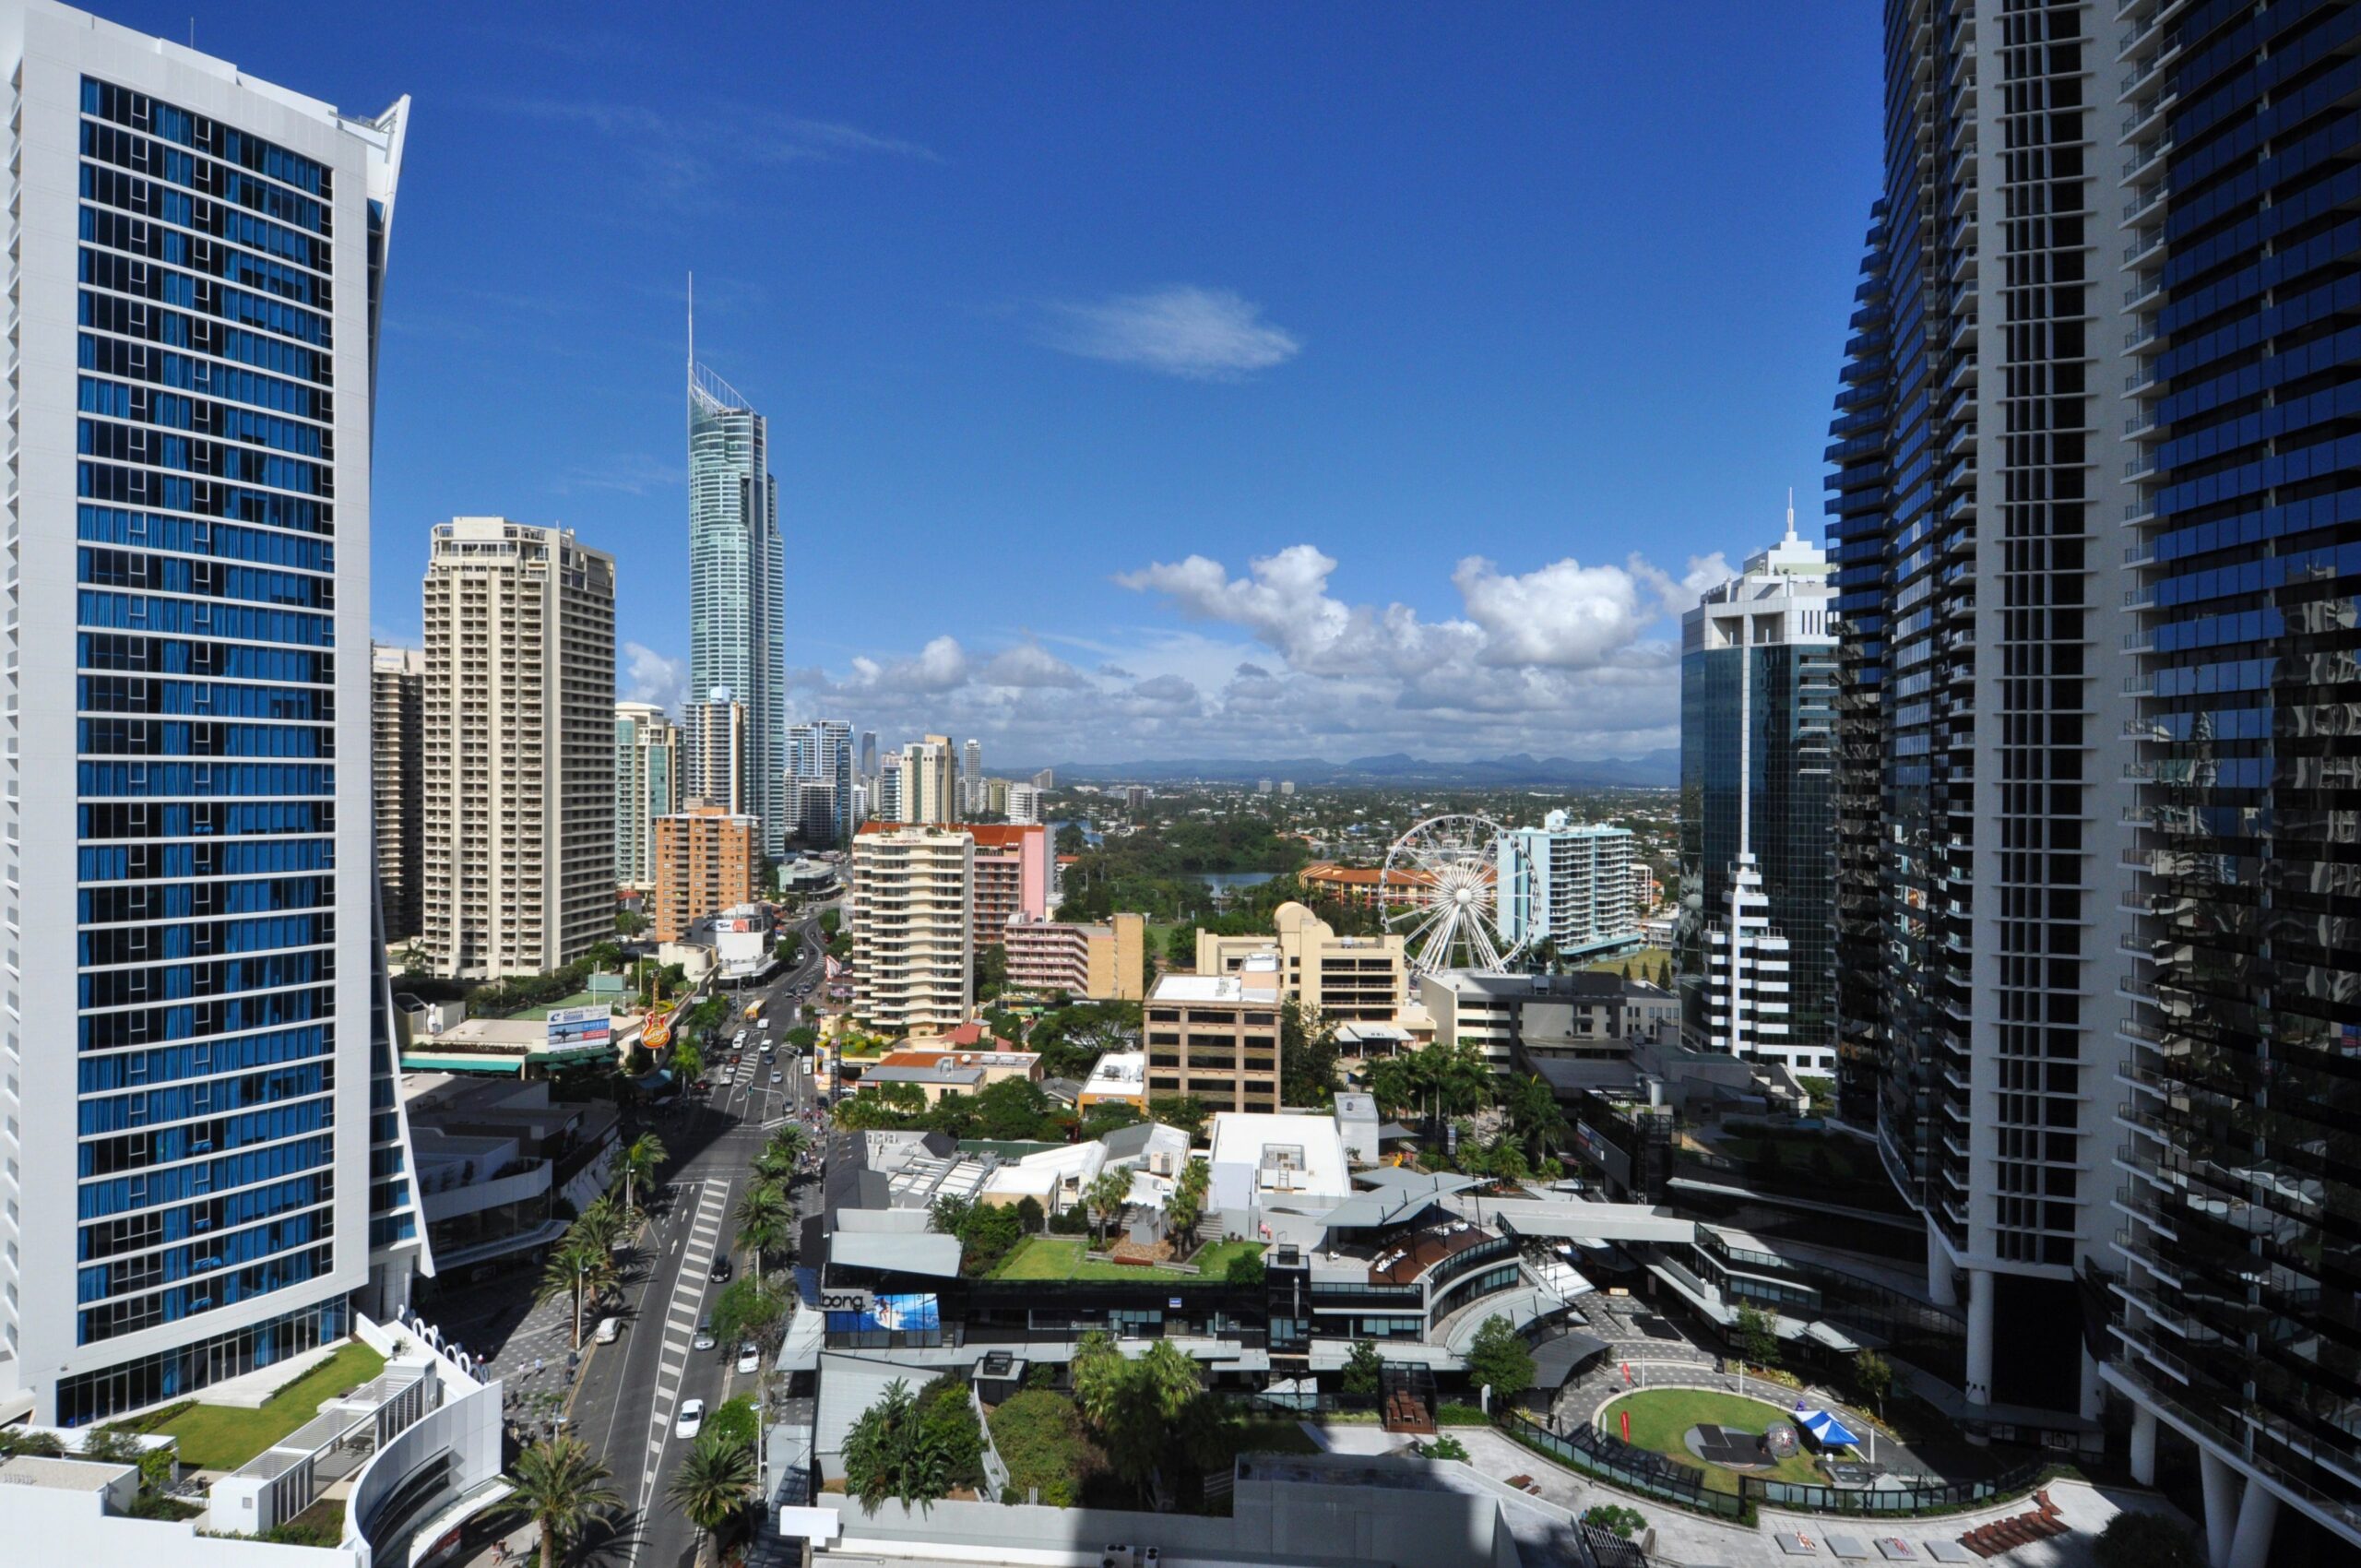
(1003, 750, 1679, 789)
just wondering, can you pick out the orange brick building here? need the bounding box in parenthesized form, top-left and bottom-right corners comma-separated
(653, 802, 761, 941)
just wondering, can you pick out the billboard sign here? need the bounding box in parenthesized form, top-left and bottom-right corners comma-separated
(548, 1006, 613, 1051)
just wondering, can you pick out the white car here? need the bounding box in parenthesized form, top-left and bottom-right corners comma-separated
(674, 1398, 705, 1440)
(736, 1342, 761, 1375)
(769, 1071, 783, 1085)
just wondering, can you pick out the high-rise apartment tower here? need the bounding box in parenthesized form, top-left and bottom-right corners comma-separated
(615, 700, 680, 889)
(373, 646, 427, 943)
(686, 323, 783, 859)
(421, 518, 617, 979)
(0, 0, 423, 1424)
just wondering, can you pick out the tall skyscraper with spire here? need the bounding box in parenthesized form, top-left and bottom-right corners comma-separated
(686, 282, 786, 858)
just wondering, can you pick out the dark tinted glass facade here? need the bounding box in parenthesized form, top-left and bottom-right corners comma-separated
(2112, 0, 2361, 1535)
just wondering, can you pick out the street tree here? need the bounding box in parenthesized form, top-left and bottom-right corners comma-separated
(733, 1182, 794, 1284)
(616, 1132, 668, 1214)
(665, 1428, 755, 1553)
(491, 1436, 621, 1568)
(539, 1234, 616, 1350)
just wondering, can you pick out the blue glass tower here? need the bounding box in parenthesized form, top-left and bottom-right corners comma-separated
(0, 3, 413, 1424)
(688, 335, 785, 860)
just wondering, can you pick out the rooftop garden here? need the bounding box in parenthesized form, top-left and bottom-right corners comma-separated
(124, 1339, 387, 1473)
(988, 1236, 1264, 1285)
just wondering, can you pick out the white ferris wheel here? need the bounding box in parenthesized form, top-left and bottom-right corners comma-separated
(1382, 814, 1531, 978)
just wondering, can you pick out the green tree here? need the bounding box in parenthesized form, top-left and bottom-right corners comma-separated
(1225, 1249, 1266, 1285)
(711, 1274, 794, 1369)
(1084, 1167, 1133, 1247)
(1073, 1333, 1203, 1502)
(1146, 1093, 1210, 1141)
(665, 1427, 756, 1550)
(1366, 1054, 1418, 1118)
(2093, 1512, 2205, 1568)
(573, 1194, 629, 1254)
(752, 1126, 808, 1188)
(1279, 998, 1341, 1108)
(1733, 1302, 1781, 1371)
(734, 1182, 794, 1284)
(540, 1234, 617, 1349)
(973, 1075, 1057, 1141)
(490, 1436, 622, 1568)
(842, 1378, 957, 1512)
(973, 944, 1008, 1003)
(1503, 1073, 1570, 1161)
(615, 910, 650, 939)
(1465, 1313, 1535, 1402)
(1582, 1503, 1648, 1540)
(616, 1132, 668, 1214)
(1853, 1348, 1893, 1415)
(1078, 1099, 1146, 1142)
(1340, 1338, 1385, 1397)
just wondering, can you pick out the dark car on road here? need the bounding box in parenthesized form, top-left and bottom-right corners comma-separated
(709, 1255, 733, 1283)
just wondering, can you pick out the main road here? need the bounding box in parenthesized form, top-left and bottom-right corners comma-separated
(573, 910, 828, 1568)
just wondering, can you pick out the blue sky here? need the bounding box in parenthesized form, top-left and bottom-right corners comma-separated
(109, 0, 1879, 764)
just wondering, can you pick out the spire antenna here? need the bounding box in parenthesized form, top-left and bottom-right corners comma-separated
(1785, 486, 1797, 542)
(687, 270, 695, 380)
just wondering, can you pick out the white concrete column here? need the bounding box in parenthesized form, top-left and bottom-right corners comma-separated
(1928, 1221, 1959, 1307)
(2130, 1402, 2158, 1486)
(1964, 1268, 1994, 1407)
(2200, 1448, 2240, 1568)
(2225, 1476, 2280, 1568)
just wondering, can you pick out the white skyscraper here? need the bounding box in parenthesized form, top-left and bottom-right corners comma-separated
(0, 1, 422, 1424)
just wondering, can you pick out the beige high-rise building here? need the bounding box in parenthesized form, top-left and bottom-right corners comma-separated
(1004, 912, 1146, 1001)
(1144, 965, 1284, 1114)
(682, 692, 748, 815)
(896, 734, 957, 825)
(372, 644, 427, 944)
(851, 825, 974, 1037)
(615, 700, 681, 890)
(1194, 901, 1406, 1023)
(421, 517, 617, 979)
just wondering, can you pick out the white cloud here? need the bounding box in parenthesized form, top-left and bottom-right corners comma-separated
(775, 539, 1712, 764)
(622, 642, 691, 716)
(1045, 286, 1301, 380)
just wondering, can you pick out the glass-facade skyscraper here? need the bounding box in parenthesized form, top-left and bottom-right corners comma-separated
(688, 351, 784, 859)
(0, 0, 419, 1424)
(2105, 0, 2361, 1558)
(1677, 515, 1838, 1076)
(1832, 1, 2361, 1558)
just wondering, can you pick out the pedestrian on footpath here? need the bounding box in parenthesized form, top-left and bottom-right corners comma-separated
(535, 1355, 546, 1380)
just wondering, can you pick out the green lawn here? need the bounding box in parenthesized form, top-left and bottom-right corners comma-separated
(148, 1340, 387, 1472)
(510, 991, 599, 1021)
(1596, 1388, 1833, 1495)
(1188, 1240, 1264, 1277)
(1585, 946, 1669, 980)
(990, 1236, 1264, 1284)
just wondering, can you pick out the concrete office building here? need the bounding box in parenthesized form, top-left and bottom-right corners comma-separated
(1195, 902, 1406, 1024)
(1003, 912, 1145, 1001)
(614, 700, 679, 890)
(850, 826, 973, 1037)
(1420, 971, 1678, 1075)
(421, 518, 617, 980)
(1144, 969, 1283, 1114)
(682, 688, 747, 816)
(372, 645, 427, 942)
(0, 0, 428, 1425)
(1825, 0, 2140, 1455)
(1678, 513, 1838, 1076)
(1495, 812, 1641, 962)
(652, 802, 760, 944)
(686, 342, 785, 857)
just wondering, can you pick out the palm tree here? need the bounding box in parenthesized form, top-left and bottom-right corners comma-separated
(734, 1182, 793, 1284)
(752, 1126, 809, 1187)
(540, 1234, 616, 1349)
(665, 1428, 756, 1554)
(574, 1195, 629, 1254)
(490, 1436, 621, 1568)
(1084, 1167, 1132, 1249)
(1504, 1073, 1570, 1162)
(840, 1378, 953, 1511)
(616, 1132, 668, 1214)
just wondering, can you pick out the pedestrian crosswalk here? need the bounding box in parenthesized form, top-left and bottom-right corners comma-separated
(640, 1176, 732, 1506)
